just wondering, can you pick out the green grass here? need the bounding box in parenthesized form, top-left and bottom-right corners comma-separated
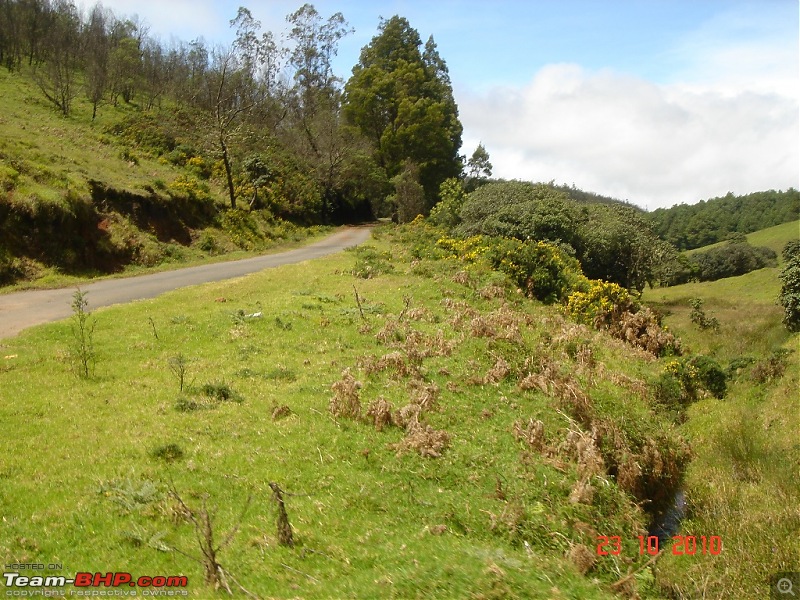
(0, 226, 702, 599)
(685, 219, 799, 260)
(642, 244, 799, 598)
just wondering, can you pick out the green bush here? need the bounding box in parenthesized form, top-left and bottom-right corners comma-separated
(486, 237, 582, 303)
(350, 245, 395, 279)
(688, 355, 727, 398)
(691, 238, 778, 282)
(778, 240, 800, 331)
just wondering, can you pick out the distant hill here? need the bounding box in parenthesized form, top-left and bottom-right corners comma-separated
(648, 189, 800, 251)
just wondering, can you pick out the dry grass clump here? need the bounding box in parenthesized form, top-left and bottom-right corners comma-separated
(484, 357, 511, 384)
(567, 543, 596, 574)
(478, 284, 505, 300)
(560, 429, 605, 479)
(452, 270, 471, 286)
(271, 404, 292, 421)
(392, 421, 451, 458)
(329, 368, 362, 419)
(602, 307, 682, 357)
(394, 403, 422, 429)
(362, 351, 414, 377)
(512, 418, 546, 452)
(470, 315, 497, 338)
(568, 478, 595, 505)
(608, 371, 648, 399)
(442, 298, 480, 330)
(408, 379, 440, 411)
(375, 318, 404, 344)
(366, 396, 394, 431)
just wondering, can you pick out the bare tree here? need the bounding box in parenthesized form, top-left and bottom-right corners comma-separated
(32, 0, 81, 116)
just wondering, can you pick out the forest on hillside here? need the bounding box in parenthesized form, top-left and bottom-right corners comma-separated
(0, 0, 467, 223)
(648, 189, 800, 251)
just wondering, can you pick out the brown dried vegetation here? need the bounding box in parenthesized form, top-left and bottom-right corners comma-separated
(329, 368, 362, 419)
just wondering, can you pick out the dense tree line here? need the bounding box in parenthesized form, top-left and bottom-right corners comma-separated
(0, 0, 464, 223)
(435, 180, 675, 293)
(649, 189, 800, 251)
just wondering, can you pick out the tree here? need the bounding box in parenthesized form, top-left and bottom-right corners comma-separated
(389, 161, 425, 223)
(465, 142, 492, 190)
(198, 8, 279, 209)
(343, 16, 462, 208)
(83, 3, 111, 120)
(284, 4, 360, 223)
(32, 0, 81, 116)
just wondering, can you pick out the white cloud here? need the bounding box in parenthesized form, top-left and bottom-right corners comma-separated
(458, 5, 799, 210)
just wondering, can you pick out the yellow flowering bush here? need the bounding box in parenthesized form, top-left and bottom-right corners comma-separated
(565, 280, 636, 326)
(486, 238, 583, 303)
(436, 235, 490, 262)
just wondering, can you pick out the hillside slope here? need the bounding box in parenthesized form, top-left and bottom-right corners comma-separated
(0, 70, 321, 288)
(1, 224, 696, 599)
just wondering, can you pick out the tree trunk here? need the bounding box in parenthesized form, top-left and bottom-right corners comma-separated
(220, 136, 236, 209)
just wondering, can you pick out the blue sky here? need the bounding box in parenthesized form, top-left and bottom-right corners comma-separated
(94, 0, 799, 209)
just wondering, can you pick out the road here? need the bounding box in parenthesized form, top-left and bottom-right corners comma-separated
(0, 226, 372, 339)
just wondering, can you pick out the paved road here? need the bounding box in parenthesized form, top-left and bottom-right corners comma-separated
(0, 226, 372, 339)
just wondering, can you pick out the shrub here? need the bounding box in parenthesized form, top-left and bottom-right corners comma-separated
(487, 238, 583, 303)
(691, 239, 778, 282)
(565, 280, 635, 326)
(778, 240, 800, 331)
(566, 281, 681, 356)
(687, 355, 727, 398)
(351, 245, 394, 279)
(689, 297, 719, 331)
(428, 178, 466, 230)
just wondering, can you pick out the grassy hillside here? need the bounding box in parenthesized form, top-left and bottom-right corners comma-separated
(2, 219, 794, 598)
(0, 223, 710, 599)
(684, 219, 798, 259)
(0, 70, 326, 289)
(643, 246, 799, 597)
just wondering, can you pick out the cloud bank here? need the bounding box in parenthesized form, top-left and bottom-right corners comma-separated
(459, 7, 799, 209)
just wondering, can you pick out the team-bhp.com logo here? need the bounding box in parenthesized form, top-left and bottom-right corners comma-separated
(3, 569, 188, 597)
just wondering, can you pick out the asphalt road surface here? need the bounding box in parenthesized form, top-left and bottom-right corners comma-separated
(0, 226, 372, 340)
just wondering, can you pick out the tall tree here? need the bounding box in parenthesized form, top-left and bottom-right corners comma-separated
(343, 15, 462, 209)
(465, 142, 492, 190)
(284, 3, 358, 222)
(199, 8, 278, 209)
(32, 0, 81, 116)
(83, 3, 111, 119)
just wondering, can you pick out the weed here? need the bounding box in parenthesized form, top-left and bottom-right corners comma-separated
(751, 348, 791, 383)
(200, 382, 243, 403)
(329, 368, 362, 419)
(99, 478, 163, 513)
(167, 353, 189, 392)
(350, 245, 394, 278)
(268, 482, 294, 547)
(69, 289, 95, 379)
(150, 443, 184, 463)
(689, 297, 720, 331)
(169, 487, 253, 593)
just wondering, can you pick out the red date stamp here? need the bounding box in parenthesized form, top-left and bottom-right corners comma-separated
(596, 535, 722, 556)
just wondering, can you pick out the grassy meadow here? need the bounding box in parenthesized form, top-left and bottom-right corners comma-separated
(644, 227, 799, 597)
(1, 224, 701, 600)
(0, 220, 796, 599)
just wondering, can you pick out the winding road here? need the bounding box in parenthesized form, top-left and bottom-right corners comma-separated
(0, 226, 372, 339)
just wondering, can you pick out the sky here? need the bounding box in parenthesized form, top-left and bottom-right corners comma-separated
(91, 0, 799, 210)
